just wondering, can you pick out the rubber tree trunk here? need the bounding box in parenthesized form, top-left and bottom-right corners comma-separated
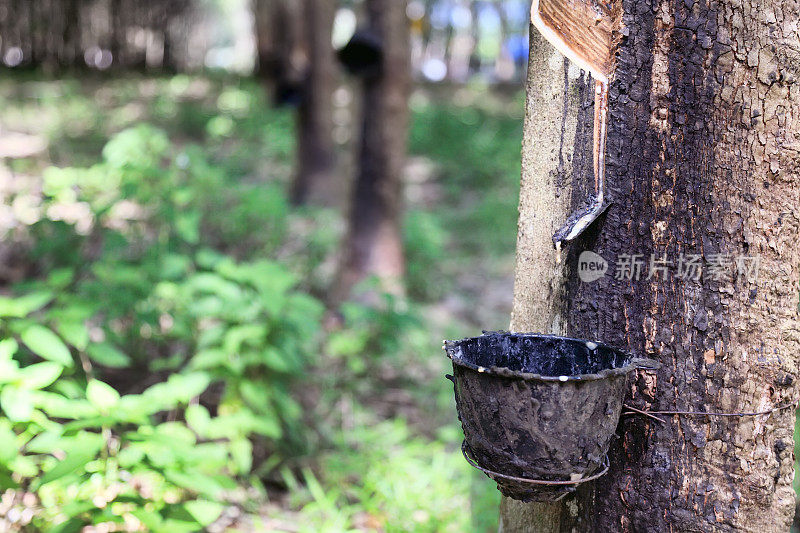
(335, 0, 410, 301)
(59, 0, 81, 68)
(110, 0, 124, 68)
(290, 0, 336, 206)
(253, 0, 281, 78)
(501, 0, 800, 530)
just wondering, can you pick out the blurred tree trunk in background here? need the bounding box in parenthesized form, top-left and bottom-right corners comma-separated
(110, 0, 124, 66)
(60, 0, 81, 68)
(253, 0, 282, 79)
(500, 0, 800, 530)
(253, 0, 304, 100)
(0, 0, 191, 71)
(290, 0, 336, 206)
(335, 0, 410, 300)
(253, 0, 336, 205)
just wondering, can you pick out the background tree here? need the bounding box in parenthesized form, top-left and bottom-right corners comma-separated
(253, 0, 300, 90)
(335, 0, 410, 300)
(290, 0, 336, 206)
(0, 0, 192, 71)
(501, 0, 800, 530)
(253, 0, 336, 206)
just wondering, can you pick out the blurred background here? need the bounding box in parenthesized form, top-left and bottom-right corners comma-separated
(0, 0, 530, 531)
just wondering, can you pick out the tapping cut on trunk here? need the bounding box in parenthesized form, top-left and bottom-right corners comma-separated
(530, 0, 622, 248)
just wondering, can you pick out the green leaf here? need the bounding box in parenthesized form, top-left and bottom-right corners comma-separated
(251, 416, 282, 439)
(37, 451, 94, 487)
(185, 404, 211, 436)
(222, 324, 266, 354)
(0, 360, 19, 385)
(188, 349, 228, 371)
(175, 211, 201, 244)
(26, 430, 63, 453)
(164, 470, 225, 499)
(8, 455, 37, 477)
(229, 438, 252, 475)
(0, 387, 33, 422)
(49, 517, 85, 533)
(195, 248, 226, 269)
(20, 325, 73, 367)
(157, 518, 198, 533)
(57, 321, 89, 351)
(117, 445, 146, 468)
(184, 500, 224, 527)
(188, 273, 242, 300)
(86, 380, 120, 410)
(47, 268, 74, 289)
(18, 362, 63, 389)
(59, 501, 96, 520)
(160, 254, 191, 280)
(146, 373, 210, 407)
(0, 292, 53, 318)
(31, 391, 95, 419)
(0, 339, 18, 360)
(130, 509, 162, 530)
(87, 343, 131, 368)
(262, 348, 290, 372)
(0, 420, 17, 463)
(0, 467, 18, 490)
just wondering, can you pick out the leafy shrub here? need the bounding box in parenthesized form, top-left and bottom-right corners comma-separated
(0, 125, 323, 530)
(409, 102, 523, 256)
(404, 210, 449, 301)
(0, 286, 222, 530)
(325, 292, 423, 377)
(272, 417, 500, 533)
(0, 255, 322, 530)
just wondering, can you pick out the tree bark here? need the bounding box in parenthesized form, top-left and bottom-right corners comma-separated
(289, 0, 336, 206)
(499, 29, 590, 533)
(253, 0, 280, 78)
(60, 0, 81, 68)
(502, 0, 800, 530)
(253, 0, 335, 204)
(109, 0, 124, 68)
(253, 0, 304, 91)
(335, 0, 410, 300)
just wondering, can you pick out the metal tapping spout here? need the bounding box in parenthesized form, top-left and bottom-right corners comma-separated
(530, 0, 623, 248)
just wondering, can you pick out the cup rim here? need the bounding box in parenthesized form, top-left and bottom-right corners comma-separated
(443, 331, 646, 382)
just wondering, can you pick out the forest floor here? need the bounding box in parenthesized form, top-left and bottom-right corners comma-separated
(0, 71, 527, 531)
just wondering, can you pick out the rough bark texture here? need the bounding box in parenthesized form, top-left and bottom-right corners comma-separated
(503, 0, 800, 530)
(336, 0, 410, 300)
(499, 30, 589, 533)
(290, 0, 336, 206)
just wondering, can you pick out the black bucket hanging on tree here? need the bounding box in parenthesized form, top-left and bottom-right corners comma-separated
(444, 332, 656, 501)
(337, 29, 383, 78)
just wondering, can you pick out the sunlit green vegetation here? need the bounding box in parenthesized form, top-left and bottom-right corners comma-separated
(0, 73, 521, 531)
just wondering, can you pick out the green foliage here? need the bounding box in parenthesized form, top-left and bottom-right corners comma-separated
(272, 417, 500, 532)
(0, 73, 530, 530)
(0, 123, 322, 530)
(409, 99, 523, 255)
(326, 292, 424, 377)
(404, 210, 449, 301)
(0, 288, 215, 529)
(0, 258, 320, 529)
